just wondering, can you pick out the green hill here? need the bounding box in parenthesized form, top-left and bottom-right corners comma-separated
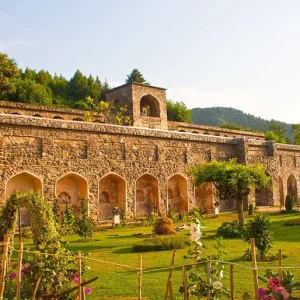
(191, 106, 293, 139)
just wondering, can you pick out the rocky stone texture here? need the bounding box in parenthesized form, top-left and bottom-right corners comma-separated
(1, 83, 300, 221)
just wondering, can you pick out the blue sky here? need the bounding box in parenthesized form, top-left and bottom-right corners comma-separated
(1, 0, 300, 123)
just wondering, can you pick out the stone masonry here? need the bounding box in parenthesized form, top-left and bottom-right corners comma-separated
(0, 82, 299, 224)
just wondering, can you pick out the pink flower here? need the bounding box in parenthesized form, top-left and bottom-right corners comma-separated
(84, 287, 92, 294)
(267, 277, 280, 290)
(9, 272, 17, 279)
(258, 287, 265, 299)
(272, 286, 289, 300)
(71, 273, 79, 283)
(23, 265, 29, 272)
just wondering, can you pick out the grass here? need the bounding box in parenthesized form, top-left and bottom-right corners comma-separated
(16, 211, 300, 299)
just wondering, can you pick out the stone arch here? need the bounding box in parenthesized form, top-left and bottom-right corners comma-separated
(5, 172, 42, 226)
(98, 173, 126, 221)
(255, 174, 273, 206)
(195, 182, 214, 212)
(140, 95, 160, 117)
(135, 173, 159, 217)
(167, 174, 188, 213)
(53, 115, 64, 120)
(56, 173, 88, 216)
(192, 131, 198, 134)
(11, 112, 22, 115)
(178, 130, 186, 132)
(203, 132, 210, 135)
(72, 117, 84, 121)
(33, 114, 43, 118)
(287, 174, 298, 202)
(278, 176, 285, 206)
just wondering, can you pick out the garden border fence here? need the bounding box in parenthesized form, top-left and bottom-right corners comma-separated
(0, 236, 299, 300)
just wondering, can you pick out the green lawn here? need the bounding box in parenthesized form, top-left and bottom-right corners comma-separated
(18, 212, 300, 299)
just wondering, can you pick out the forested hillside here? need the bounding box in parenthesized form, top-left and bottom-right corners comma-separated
(191, 107, 293, 140)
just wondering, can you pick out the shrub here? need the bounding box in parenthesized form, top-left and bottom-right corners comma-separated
(153, 216, 176, 235)
(283, 219, 300, 226)
(74, 198, 96, 241)
(285, 194, 293, 212)
(216, 221, 244, 238)
(244, 214, 273, 258)
(248, 204, 254, 216)
(132, 235, 189, 252)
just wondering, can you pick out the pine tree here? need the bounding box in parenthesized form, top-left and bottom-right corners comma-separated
(125, 69, 150, 85)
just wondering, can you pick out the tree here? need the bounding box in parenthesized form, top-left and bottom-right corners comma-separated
(292, 124, 300, 145)
(0, 52, 19, 95)
(189, 159, 271, 225)
(125, 69, 150, 85)
(166, 100, 191, 123)
(8, 78, 53, 106)
(266, 122, 287, 143)
(264, 131, 286, 143)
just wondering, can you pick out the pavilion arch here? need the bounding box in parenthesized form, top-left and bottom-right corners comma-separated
(55, 173, 88, 216)
(278, 176, 284, 205)
(5, 171, 43, 226)
(287, 174, 298, 202)
(135, 173, 159, 217)
(167, 174, 188, 213)
(195, 182, 214, 212)
(98, 173, 126, 221)
(140, 95, 160, 117)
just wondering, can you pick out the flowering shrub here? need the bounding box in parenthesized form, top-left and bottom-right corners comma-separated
(258, 269, 300, 299)
(180, 209, 229, 299)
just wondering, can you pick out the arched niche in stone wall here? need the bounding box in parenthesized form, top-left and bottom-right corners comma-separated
(287, 174, 298, 203)
(98, 173, 126, 221)
(140, 95, 160, 117)
(56, 173, 88, 216)
(255, 175, 273, 206)
(167, 174, 188, 213)
(278, 176, 285, 205)
(53, 116, 64, 120)
(135, 174, 159, 217)
(5, 172, 42, 226)
(195, 182, 214, 212)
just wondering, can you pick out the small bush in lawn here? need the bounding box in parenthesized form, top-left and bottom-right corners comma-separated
(216, 220, 244, 238)
(244, 214, 273, 258)
(132, 235, 189, 252)
(153, 216, 176, 235)
(283, 219, 300, 226)
(280, 209, 298, 214)
(285, 194, 293, 212)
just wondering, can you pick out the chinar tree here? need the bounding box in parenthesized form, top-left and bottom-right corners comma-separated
(189, 159, 271, 226)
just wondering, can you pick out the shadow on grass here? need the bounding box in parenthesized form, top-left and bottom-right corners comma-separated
(66, 243, 117, 252)
(113, 247, 134, 254)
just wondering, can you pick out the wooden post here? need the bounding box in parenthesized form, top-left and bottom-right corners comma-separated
(16, 242, 23, 300)
(182, 265, 188, 300)
(206, 261, 211, 300)
(164, 250, 176, 300)
(250, 238, 259, 300)
(77, 251, 82, 300)
(278, 249, 282, 285)
(137, 254, 142, 300)
(0, 235, 10, 299)
(230, 264, 234, 300)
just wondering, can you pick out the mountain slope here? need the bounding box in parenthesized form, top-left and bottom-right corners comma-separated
(191, 107, 293, 139)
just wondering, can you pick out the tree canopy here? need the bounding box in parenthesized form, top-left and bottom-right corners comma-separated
(167, 100, 191, 123)
(0, 52, 19, 95)
(125, 68, 150, 85)
(189, 159, 271, 225)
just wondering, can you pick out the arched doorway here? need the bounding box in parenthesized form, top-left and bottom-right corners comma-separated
(195, 182, 214, 212)
(56, 173, 88, 216)
(167, 174, 188, 213)
(278, 177, 284, 206)
(135, 174, 159, 217)
(140, 95, 160, 117)
(5, 172, 42, 226)
(98, 173, 126, 221)
(287, 174, 298, 203)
